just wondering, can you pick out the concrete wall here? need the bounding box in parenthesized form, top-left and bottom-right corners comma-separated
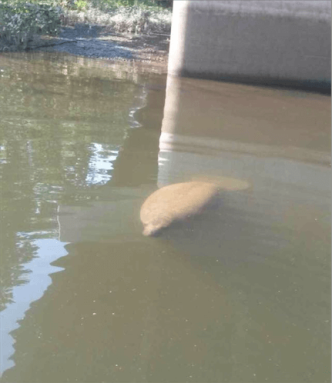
(168, 1, 331, 90)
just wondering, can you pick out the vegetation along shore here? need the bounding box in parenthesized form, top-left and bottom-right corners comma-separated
(0, 0, 172, 65)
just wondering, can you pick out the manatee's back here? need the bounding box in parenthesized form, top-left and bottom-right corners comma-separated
(140, 182, 219, 236)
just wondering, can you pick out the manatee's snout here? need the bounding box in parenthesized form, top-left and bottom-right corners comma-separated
(142, 224, 161, 237)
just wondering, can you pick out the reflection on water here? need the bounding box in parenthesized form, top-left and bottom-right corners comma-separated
(0, 237, 67, 373)
(85, 144, 119, 185)
(0, 52, 330, 383)
(0, 52, 163, 379)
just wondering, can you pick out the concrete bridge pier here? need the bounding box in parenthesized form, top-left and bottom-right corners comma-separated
(168, 1, 331, 90)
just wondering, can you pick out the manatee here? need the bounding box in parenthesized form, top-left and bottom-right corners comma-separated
(140, 182, 219, 236)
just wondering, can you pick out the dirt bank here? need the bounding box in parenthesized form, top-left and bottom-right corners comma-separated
(30, 23, 170, 70)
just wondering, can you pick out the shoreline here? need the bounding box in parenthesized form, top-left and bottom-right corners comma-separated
(28, 24, 169, 71)
(0, 2, 171, 71)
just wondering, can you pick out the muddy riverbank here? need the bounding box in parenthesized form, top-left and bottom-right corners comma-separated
(28, 24, 169, 70)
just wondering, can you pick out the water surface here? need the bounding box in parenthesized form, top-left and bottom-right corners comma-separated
(0, 52, 330, 383)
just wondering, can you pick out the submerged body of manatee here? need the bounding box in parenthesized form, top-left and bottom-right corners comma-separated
(140, 178, 250, 236)
(140, 182, 219, 236)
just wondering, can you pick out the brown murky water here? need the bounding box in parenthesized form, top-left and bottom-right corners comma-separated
(0, 52, 330, 383)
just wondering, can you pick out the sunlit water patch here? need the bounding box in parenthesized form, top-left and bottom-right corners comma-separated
(85, 143, 119, 185)
(0, 235, 67, 376)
